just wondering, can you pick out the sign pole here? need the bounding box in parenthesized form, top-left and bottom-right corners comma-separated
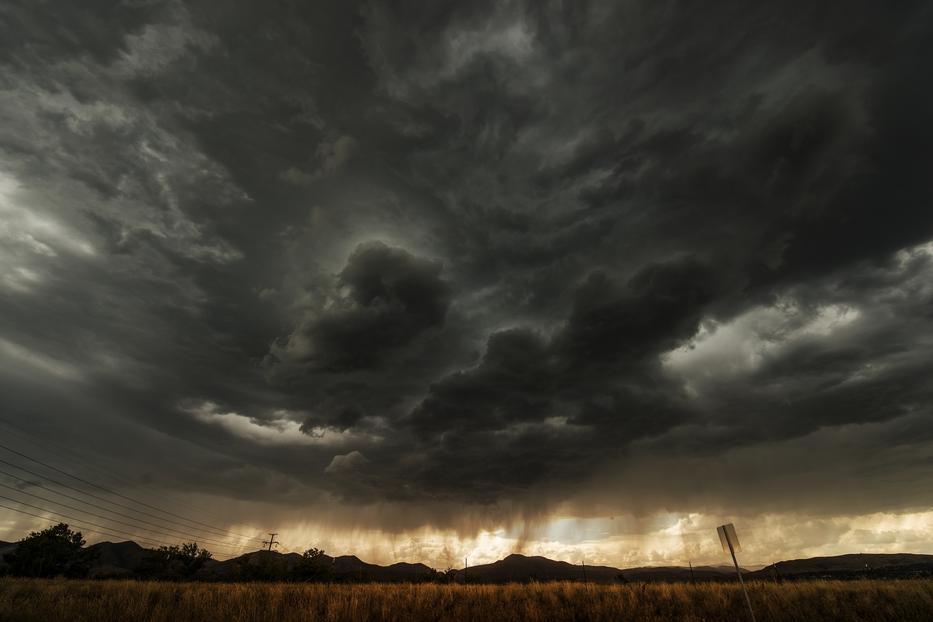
(726, 535, 755, 622)
(718, 523, 756, 622)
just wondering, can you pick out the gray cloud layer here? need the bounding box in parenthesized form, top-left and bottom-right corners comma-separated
(1, 0, 933, 534)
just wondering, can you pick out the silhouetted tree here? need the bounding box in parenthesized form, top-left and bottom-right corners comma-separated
(3, 523, 94, 578)
(230, 552, 289, 581)
(141, 542, 212, 580)
(421, 567, 445, 583)
(291, 547, 332, 581)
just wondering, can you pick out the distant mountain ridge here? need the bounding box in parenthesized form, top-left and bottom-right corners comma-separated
(4, 538, 933, 582)
(748, 553, 933, 580)
(455, 554, 618, 583)
(202, 550, 436, 582)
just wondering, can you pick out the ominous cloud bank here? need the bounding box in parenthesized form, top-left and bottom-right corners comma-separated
(2, 1, 933, 562)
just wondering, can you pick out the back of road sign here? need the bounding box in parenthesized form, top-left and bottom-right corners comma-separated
(717, 523, 741, 553)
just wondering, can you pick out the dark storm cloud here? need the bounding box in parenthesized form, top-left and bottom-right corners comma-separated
(270, 241, 452, 372)
(555, 258, 722, 368)
(1, 0, 933, 533)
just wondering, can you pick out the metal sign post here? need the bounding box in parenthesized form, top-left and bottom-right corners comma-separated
(717, 523, 756, 622)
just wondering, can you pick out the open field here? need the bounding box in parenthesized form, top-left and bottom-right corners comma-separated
(1, 578, 932, 622)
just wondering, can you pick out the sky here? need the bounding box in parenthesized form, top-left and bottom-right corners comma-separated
(1, 0, 933, 569)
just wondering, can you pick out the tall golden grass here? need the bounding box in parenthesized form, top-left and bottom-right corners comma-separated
(1, 578, 932, 621)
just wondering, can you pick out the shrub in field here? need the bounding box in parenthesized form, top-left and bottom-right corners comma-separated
(228, 552, 291, 582)
(140, 542, 212, 580)
(2, 523, 94, 579)
(290, 548, 333, 582)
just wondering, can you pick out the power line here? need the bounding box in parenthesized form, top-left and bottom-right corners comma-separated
(0, 501, 173, 549)
(0, 449, 262, 545)
(0, 419, 143, 491)
(0, 441, 262, 542)
(0, 470, 251, 552)
(0, 500, 248, 561)
(0, 455, 256, 551)
(0, 418, 245, 527)
(0, 480, 248, 553)
(0, 497, 181, 550)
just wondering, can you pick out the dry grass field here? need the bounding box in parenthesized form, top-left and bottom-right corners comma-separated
(1, 578, 932, 622)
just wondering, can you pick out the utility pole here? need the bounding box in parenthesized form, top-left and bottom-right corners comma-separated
(581, 557, 588, 586)
(262, 532, 279, 552)
(689, 561, 696, 584)
(463, 557, 468, 584)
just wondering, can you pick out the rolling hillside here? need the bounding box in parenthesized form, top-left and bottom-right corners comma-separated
(750, 553, 933, 580)
(4, 536, 933, 582)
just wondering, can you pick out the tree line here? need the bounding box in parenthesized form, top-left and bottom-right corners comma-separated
(1, 523, 339, 582)
(0, 523, 470, 582)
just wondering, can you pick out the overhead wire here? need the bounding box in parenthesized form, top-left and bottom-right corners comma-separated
(0, 497, 177, 550)
(0, 418, 248, 529)
(0, 479, 249, 554)
(0, 442, 263, 545)
(0, 454, 257, 554)
(0, 439, 262, 541)
(0, 502, 175, 549)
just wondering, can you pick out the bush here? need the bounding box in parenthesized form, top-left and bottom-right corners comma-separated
(2, 523, 94, 578)
(140, 543, 212, 580)
(291, 548, 332, 582)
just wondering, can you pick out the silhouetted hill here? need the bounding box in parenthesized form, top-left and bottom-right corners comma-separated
(199, 550, 436, 582)
(330, 555, 435, 581)
(4, 530, 933, 583)
(618, 565, 740, 582)
(749, 553, 933, 580)
(331, 554, 375, 578)
(201, 549, 304, 579)
(454, 554, 620, 584)
(87, 541, 149, 578)
(451, 555, 740, 584)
